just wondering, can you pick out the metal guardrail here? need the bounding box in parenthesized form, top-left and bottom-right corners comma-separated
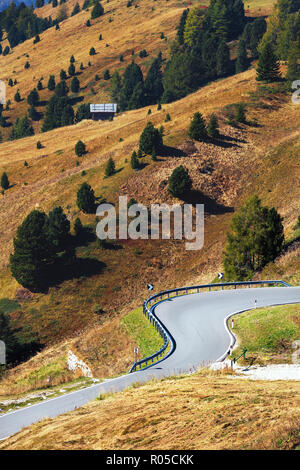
(129, 280, 291, 373)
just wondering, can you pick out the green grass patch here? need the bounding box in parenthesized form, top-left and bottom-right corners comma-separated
(121, 307, 164, 358)
(0, 298, 20, 314)
(231, 304, 300, 363)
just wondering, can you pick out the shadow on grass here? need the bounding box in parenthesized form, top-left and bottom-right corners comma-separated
(160, 145, 187, 158)
(48, 256, 106, 288)
(183, 190, 234, 215)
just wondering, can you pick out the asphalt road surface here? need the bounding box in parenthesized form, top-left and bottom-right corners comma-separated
(1, 286, 300, 440)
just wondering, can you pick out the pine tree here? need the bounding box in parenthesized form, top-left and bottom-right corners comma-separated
(77, 183, 95, 213)
(138, 122, 163, 154)
(70, 55, 75, 63)
(89, 47, 96, 56)
(119, 62, 145, 111)
(286, 44, 300, 83)
(60, 69, 67, 80)
(130, 150, 139, 169)
(71, 76, 80, 93)
(91, 1, 104, 19)
(37, 80, 43, 90)
(235, 103, 246, 123)
(27, 88, 39, 106)
(14, 90, 21, 102)
(1, 172, 9, 190)
(235, 39, 248, 73)
(75, 140, 86, 156)
(47, 206, 71, 252)
(61, 105, 74, 126)
(216, 40, 231, 77)
(223, 195, 284, 280)
(207, 113, 219, 138)
(168, 166, 192, 198)
(28, 105, 40, 121)
(71, 2, 80, 16)
(74, 217, 83, 237)
(256, 42, 281, 82)
(103, 69, 110, 80)
(144, 53, 164, 105)
(48, 75, 56, 91)
(110, 71, 122, 102)
(176, 8, 189, 45)
(183, 7, 203, 47)
(105, 157, 115, 177)
(55, 80, 69, 97)
(249, 17, 267, 59)
(188, 112, 207, 141)
(10, 210, 55, 291)
(68, 63, 76, 77)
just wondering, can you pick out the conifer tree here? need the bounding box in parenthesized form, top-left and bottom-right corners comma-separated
(144, 53, 164, 105)
(207, 113, 219, 138)
(27, 88, 39, 107)
(71, 76, 80, 93)
(75, 140, 86, 156)
(138, 122, 163, 154)
(256, 42, 281, 82)
(235, 39, 248, 73)
(286, 44, 300, 83)
(48, 75, 56, 91)
(130, 150, 139, 169)
(216, 40, 231, 77)
(105, 157, 115, 177)
(188, 112, 207, 141)
(223, 195, 284, 280)
(68, 63, 76, 77)
(1, 172, 9, 190)
(60, 69, 67, 80)
(91, 1, 104, 19)
(14, 90, 21, 102)
(74, 217, 83, 237)
(10, 210, 55, 291)
(176, 8, 189, 45)
(168, 166, 192, 198)
(77, 183, 95, 213)
(235, 103, 246, 123)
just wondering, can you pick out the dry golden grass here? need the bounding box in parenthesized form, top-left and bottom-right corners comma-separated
(1, 369, 299, 450)
(0, 0, 299, 397)
(1, 69, 300, 392)
(0, 0, 182, 139)
(0, 340, 76, 398)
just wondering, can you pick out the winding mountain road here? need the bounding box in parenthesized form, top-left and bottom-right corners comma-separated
(1, 285, 300, 440)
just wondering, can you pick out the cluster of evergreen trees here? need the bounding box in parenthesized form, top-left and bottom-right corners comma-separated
(0, 1, 53, 49)
(111, 53, 164, 111)
(42, 79, 74, 131)
(259, 0, 300, 61)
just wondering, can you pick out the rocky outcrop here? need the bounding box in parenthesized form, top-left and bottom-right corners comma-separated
(67, 350, 93, 378)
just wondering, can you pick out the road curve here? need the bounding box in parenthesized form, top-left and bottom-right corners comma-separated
(1, 286, 300, 440)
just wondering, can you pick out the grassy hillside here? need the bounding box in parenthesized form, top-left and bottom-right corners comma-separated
(1, 0, 300, 395)
(230, 304, 300, 365)
(1, 368, 299, 450)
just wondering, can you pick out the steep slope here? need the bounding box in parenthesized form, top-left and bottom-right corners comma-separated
(1, 0, 300, 392)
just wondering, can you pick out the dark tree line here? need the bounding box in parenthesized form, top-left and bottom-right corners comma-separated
(0, 1, 54, 48)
